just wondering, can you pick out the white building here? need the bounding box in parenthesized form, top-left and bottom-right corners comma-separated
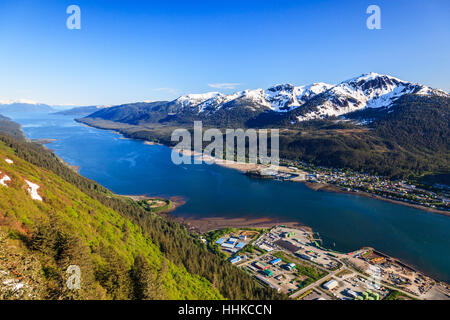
(322, 279, 338, 290)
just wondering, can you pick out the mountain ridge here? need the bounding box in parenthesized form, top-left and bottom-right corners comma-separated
(83, 73, 448, 128)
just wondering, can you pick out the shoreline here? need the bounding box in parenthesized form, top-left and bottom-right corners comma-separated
(120, 194, 186, 213)
(305, 182, 450, 217)
(35, 138, 82, 173)
(77, 118, 449, 216)
(120, 192, 311, 234)
(170, 215, 312, 234)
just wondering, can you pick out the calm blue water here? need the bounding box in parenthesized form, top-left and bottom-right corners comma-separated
(5, 112, 450, 282)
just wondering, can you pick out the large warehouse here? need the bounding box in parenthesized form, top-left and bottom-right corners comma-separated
(322, 279, 339, 290)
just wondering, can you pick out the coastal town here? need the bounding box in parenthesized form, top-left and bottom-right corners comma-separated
(244, 159, 450, 213)
(204, 226, 450, 300)
(296, 161, 449, 212)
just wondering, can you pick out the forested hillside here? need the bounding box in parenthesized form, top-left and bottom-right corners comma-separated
(0, 115, 25, 141)
(277, 94, 449, 178)
(0, 131, 283, 300)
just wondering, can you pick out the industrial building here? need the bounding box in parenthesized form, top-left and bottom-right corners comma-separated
(322, 279, 338, 290)
(229, 256, 242, 264)
(262, 269, 274, 277)
(255, 275, 281, 292)
(359, 290, 380, 300)
(344, 288, 359, 298)
(235, 242, 246, 249)
(285, 263, 296, 271)
(296, 252, 314, 261)
(254, 262, 269, 271)
(221, 242, 235, 249)
(270, 258, 282, 265)
(218, 236, 243, 250)
(215, 238, 225, 245)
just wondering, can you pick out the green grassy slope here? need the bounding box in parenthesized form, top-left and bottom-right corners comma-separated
(0, 139, 223, 300)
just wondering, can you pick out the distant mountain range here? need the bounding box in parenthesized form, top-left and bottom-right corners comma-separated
(0, 101, 112, 117)
(83, 73, 448, 127)
(53, 105, 110, 116)
(0, 101, 55, 114)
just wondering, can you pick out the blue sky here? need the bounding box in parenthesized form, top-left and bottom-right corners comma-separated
(0, 0, 449, 105)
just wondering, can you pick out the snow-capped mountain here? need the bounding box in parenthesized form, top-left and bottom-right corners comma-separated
(172, 89, 271, 114)
(294, 73, 448, 121)
(161, 73, 448, 123)
(0, 99, 40, 105)
(169, 82, 334, 115)
(172, 92, 222, 110)
(83, 73, 449, 127)
(0, 100, 55, 114)
(265, 82, 334, 112)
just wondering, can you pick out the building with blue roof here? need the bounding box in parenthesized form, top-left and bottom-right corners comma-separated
(229, 256, 242, 264)
(235, 242, 246, 249)
(221, 242, 235, 249)
(270, 258, 282, 265)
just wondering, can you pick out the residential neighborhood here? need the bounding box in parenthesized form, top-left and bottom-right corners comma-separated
(269, 160, 450, 212)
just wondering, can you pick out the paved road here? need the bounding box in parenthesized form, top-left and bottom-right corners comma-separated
(290, 265, 345, 299)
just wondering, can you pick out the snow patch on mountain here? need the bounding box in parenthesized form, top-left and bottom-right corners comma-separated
(0, 99, 39, 105)
(24, 180, 42, 201)
(190, 89, 272, 113)
(0, 173, 11, 187)
(173, 92, 222, 110)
